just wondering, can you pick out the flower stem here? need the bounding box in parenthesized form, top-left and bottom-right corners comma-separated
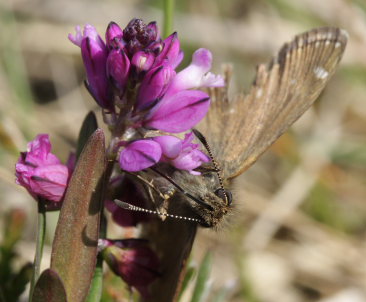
(163, 0, 175, 37)
(29, 201, 46, 302)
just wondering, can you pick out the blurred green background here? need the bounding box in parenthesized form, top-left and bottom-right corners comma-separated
(1, 0, 366, 301)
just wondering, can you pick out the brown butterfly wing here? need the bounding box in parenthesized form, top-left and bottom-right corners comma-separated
(199, 27, 347, 180)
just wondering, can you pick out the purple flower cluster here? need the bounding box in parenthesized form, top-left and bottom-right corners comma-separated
(15, 18, 224, 298)
(69, 18, 224, 174)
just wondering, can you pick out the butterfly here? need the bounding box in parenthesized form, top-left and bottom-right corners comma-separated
(138, 27, 348, 302)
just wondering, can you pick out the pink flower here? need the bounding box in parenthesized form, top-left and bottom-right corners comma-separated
(15, 134, 69, 203)
(154, 132, 210, 174)
(119, 133, 209, 174)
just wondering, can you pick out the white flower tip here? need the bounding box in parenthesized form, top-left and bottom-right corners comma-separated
(68, 25, 83, 46)
(202, 73, 225, 87)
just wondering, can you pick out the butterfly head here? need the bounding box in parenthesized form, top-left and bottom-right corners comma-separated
(195, 187, 232, 228)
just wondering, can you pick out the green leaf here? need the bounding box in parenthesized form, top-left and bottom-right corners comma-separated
(51, 129, 105, 302)
(190, 252, 212, 302)
(76, 111, 98, 159)
(178, 265, 196, 301)
(32, 269, 67, 302)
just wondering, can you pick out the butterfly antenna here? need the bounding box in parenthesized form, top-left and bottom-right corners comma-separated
(150, 167, 214, 211)
(114, 199, 202, 223)
(192, 128, 229, 204)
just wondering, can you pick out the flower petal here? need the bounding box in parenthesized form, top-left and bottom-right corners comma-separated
(144, 90, 210, 133)
(168, 48, 224, 94)
(152, 136, 182, 159)
(119, 140, 162, 172)
(153, 32, 180, 68)
(29, 165, 69, 202)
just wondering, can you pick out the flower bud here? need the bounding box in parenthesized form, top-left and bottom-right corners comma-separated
(153, 32, 181, 68)
(136, 65, 175, 111)
(107, 49, 130, 94)
(123, 19, 160, 56)
(69, 25, 113, 109)
(100, 239, 160, 298)
(146, 21, 159, 41)
(131, 50, 155, 75)
(105, 21, 124, 49)
(15, 134, 69, 204)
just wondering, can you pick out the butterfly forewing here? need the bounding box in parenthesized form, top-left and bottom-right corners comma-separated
(199, 27, 347, 180)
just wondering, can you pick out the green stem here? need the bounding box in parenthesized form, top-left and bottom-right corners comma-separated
(163, 0, 175, 37)
(85, 213, 107, 302)
(29, 201, 46, 302)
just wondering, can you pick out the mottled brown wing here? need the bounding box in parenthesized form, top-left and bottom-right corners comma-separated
(198, 27, 347, 180)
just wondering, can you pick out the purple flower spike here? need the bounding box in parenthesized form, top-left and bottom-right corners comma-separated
(15, 134, 69, 203)
(119, 140, 162, 172)
(106, 22, 124, 49)
(131, 51, 155, 74)
(107, 49, 130, 93)
(144, 90, 210, 133)
(169, 48, 225, 94)
(136, 65, 175, 111)
(153, 32, 180, 68)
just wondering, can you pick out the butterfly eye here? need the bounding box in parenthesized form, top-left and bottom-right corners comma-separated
(214, 188, 232, 205)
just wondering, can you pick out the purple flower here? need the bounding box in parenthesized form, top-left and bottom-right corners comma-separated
(153, 133, 210, 174)
(100, 239, 160, 298)
(15, 134, 69, 203)
(69, 25, 112, 109)
(119, 140, 162, 172)
(119, 133, 209, 174)
(106, 49, 130, 94)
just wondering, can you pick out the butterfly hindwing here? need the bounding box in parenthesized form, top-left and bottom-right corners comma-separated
(199, 27, 347, 180)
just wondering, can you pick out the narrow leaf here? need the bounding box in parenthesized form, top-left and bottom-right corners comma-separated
(32, 269, 67, 302)
(51, 129, 105, 302)
(76, 111, 98, 159)
(190, 252, 212, 302)
(177, 265, 196, 301)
